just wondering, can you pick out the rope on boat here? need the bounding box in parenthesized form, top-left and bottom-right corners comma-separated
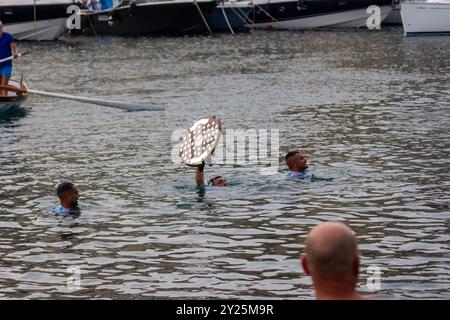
(230, 5, 254, 31)
(221, 5, 235, 34)
(194, 0, 213, 35)
(254, 3, 292, 31)
(87, 12, 99, 37)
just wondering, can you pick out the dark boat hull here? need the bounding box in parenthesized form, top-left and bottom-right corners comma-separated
(382, 7, 401, 25)
(81, 0, 219, 36)
(206, 3, 253, 31)
(249, 0, 394, 29)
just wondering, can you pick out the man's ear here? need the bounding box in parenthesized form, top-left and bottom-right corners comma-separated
(286, 157, 291, 167)
(301, 255, 310, 275)
(353, 255, 360, 277)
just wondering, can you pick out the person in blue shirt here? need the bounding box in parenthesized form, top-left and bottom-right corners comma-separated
(0, 21, 19, 96)
(53, 181, 80, 216)
(285, 150, 309, 178)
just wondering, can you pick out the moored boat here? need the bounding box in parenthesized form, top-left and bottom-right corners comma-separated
(0, 79, 28, 112)
(400, 0, 450, 36)
(248, 0, 394, 30)
(79, 0, 219, 36)
(1, 0, 73, 41)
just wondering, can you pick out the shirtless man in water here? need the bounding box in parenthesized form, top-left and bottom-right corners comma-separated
(53, 181, 80, 216)
(285, 150, 309, 177)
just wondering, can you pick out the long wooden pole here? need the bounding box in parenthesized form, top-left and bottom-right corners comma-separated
(3, 53, 164, 111)
(27, 89, 165, 112)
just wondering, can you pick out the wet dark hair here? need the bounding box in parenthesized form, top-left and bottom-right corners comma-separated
(285, 151, 300, 162)
(208, 176, 224, 185)
(56, 181, 75, 199)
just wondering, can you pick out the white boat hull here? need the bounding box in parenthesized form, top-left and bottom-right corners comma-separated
(4, 18, 67, 41)
(253, 5, 393, 29)
(401, 1, 450, 35)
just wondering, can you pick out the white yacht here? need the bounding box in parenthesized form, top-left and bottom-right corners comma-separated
(400, 0, 450, 35)
(1, 0, 73, 41)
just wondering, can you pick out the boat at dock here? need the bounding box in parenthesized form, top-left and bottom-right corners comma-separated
(1, 0, 73, 41)
(0, 79, 28, 112)
(248, 0, 394, 30)
(79, 0, 219, 36)
(400, 0, 450, 36)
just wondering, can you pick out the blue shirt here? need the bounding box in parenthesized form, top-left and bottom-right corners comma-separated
(287, 170, 334, 182)
(287, 170, 310, 178)
(53, 205, 73, 216)
(0, 32, 15, 67)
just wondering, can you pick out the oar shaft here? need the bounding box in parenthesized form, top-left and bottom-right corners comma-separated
(0, 52, 29, 64)
(27, 89, 164, 112)
(0, 56, 13, 64)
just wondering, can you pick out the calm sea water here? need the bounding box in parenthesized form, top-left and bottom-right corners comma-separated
(0, 28, 449, 299)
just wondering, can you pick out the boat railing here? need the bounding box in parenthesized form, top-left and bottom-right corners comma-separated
(0, 85, 27, 96)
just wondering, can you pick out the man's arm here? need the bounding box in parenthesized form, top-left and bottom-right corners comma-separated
(196, 162, 205, 187)
(11, 42, 18, 58)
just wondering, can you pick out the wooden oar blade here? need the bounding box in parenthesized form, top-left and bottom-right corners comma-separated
(27, 89, 165, 112)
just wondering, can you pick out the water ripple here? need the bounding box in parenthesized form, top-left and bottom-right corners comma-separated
(0, 29, 449, 299)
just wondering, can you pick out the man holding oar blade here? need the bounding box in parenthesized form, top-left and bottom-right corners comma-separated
(0, 20, 19, 96)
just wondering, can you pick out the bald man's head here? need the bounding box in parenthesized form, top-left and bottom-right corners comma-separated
(303, 222, 359, 281)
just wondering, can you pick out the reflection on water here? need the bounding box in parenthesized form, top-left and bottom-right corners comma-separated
(0, 29, 449, 299)
(0, 108, 27, 125)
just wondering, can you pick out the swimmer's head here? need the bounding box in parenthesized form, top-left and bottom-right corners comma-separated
(209, 176, 228, 187)
(286, 151, 308, 172)
(57, 181, 79, 208)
